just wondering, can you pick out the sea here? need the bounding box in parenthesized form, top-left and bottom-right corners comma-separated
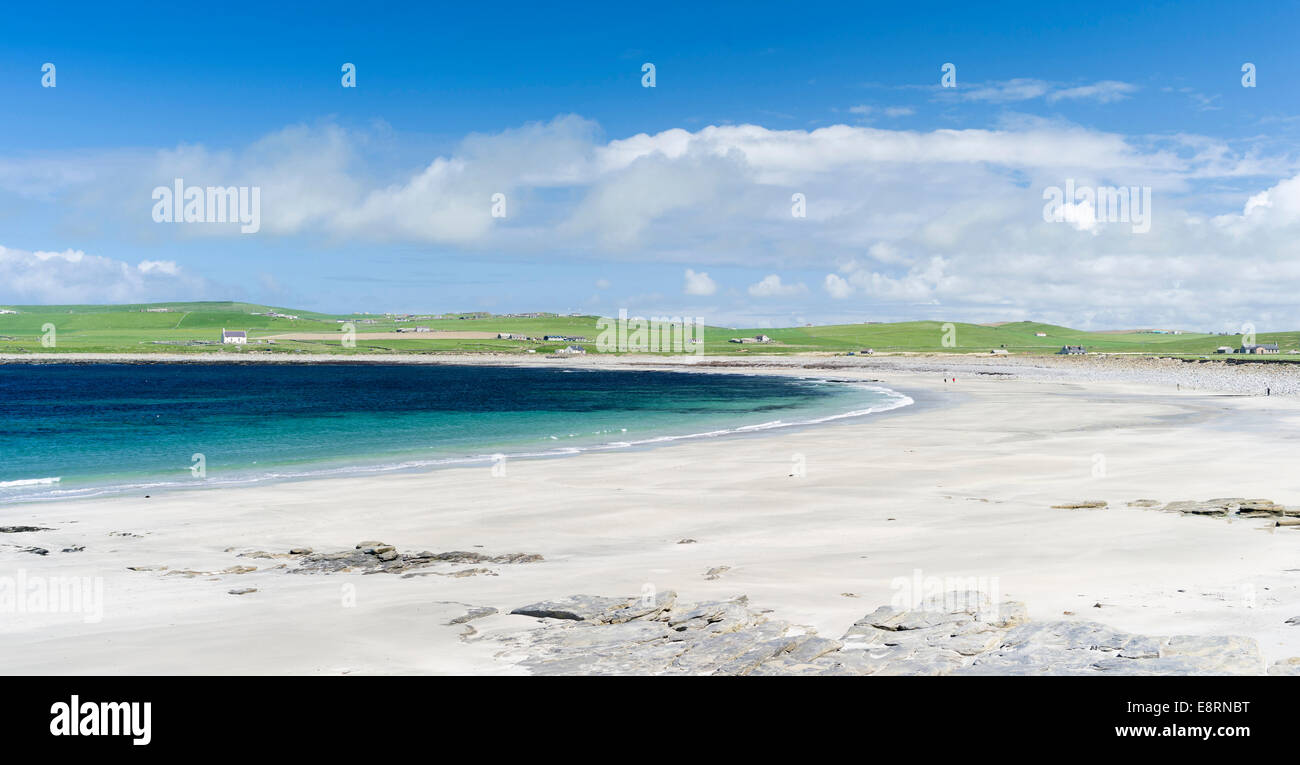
(0, 363, 912, 503)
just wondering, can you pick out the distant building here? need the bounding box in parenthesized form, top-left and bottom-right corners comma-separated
(555, 345, 587, 355)
(0, 308, 17, 315)
(221, 329, 247, 345)
(1057, 345, 1086, 355)
(414, 327, 431, 333)
(144, 307, 172, 313)
(497, 333, 515, 340)
(1215, 346, 1234, 354)
(861, 348, 874, 355)
(1238, 343, 1279, 354)
(729, 335, 773, 344)
(1034, 332, 1047, 337)
(991, 348, 1009, 355)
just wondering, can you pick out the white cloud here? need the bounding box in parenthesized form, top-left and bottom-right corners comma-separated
(957, 79, 1053, 103)
(0, 245, 205, 303)
(824, 273, 852, 299)
(5, 114, 1300, 326)
(747, 274, 806, 297)
(952, 79, 1138, 104)
(1048, 81, 1138, 103)
(849, 105, 915, 119)
(683, 268, 717, 296)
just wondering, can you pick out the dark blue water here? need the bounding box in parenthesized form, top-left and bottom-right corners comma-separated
(0, 363, 910, 502)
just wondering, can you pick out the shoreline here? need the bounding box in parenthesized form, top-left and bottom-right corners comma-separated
(3, 357, 1300, 674)
(0, 370, 921, 506)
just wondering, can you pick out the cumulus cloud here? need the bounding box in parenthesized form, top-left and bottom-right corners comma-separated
(824, 273, 853, 299)
(0, 245, 205, 304)
(4, 114, 1300, 326)
(748, 274, 806, 297)
(683, 268, 717, 296)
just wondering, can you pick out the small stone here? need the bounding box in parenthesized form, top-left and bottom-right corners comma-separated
(704, 566, 730, 580)
(677, 538, 697, 544)
(289, 547, 312, 555)
(1051, 501, 1107, 509)
(228, 588, 257, 596)
(0, 526, 51, 533)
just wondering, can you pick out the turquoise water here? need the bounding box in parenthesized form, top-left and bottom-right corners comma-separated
(0, 363, 911, 503)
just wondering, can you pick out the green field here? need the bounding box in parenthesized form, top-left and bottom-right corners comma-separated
(0, 301, 1295, 359)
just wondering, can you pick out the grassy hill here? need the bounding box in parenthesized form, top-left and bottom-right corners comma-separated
(0, 303, 1295, 358)
(744, 321, 1298, 356)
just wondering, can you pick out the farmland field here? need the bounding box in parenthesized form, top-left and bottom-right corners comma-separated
(0, 301, 1295, 358)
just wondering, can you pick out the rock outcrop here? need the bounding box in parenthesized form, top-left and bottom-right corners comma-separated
(1149, 497, 1299, 524)
(496, 591, 1289, 676)
(286, 542, 543, 575)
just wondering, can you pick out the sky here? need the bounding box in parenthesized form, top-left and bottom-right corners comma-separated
(1, 1, 1298, 329)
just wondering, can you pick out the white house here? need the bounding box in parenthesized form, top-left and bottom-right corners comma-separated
(221, 329, 247, 345)
(555, 345, 587, 355)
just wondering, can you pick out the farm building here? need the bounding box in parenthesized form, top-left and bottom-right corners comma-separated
(1238, 343, 1280, 354)
(221, 329, 247, 345)
(1057, 345, 1086, 355)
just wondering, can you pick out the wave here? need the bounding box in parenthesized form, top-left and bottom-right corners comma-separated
(0, 476, 61, 488)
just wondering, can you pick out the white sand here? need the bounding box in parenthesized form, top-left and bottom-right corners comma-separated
(3, 360, 1299, 674)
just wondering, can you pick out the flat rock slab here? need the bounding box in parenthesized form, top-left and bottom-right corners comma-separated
(286, 543, 543, 575)
(511, 595, 636, 621)
(1155, 497, 1295, 519)
(495, 590, 1291, 676)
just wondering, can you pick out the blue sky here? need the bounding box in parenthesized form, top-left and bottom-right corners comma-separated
(2, 1, 1299, 328)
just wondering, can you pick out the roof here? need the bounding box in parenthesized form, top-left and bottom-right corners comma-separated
(222, 330, 247, 338)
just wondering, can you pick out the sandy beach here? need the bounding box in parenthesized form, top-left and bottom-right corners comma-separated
(3, 355, 1300, 675)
